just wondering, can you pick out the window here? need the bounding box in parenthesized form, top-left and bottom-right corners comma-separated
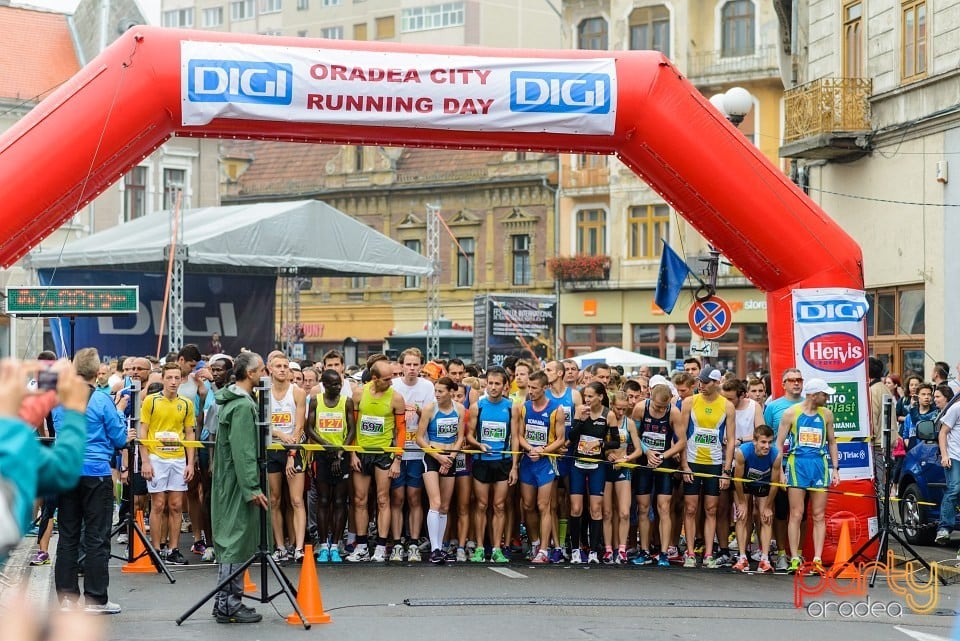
(231, 0, 254, 20)
(163, 168, 186, 210)
(512, 235, 531, 286)
(123, 166, 147, 221)
(202, 6, 223, 27)
(842, 1, 864, 78)
(376, 16, 396, 39)
(629, 6, 670, 57)
(576, 209, 606, 255)
(354, 146, 364, 171)
(577, 17, 608, 50)
(321, 26, 344, 39)
(322, 0, 341, 5)
(162, 8, 194, 27)
(403, 240, 422, 289)
(721, 0, 755, 57)
(401, 3, 465, 33)
(564, 325, 622, 356)
(902, 0, 927, 81)
(627, 205, 669, 259)
(260, 0, 281, 13)
(297, 0, 308, 8)
(354, 22, 368, 40)
(632, 323, 769, 375)
(297, 29, 308, 37)
(456, 237, 475, 287)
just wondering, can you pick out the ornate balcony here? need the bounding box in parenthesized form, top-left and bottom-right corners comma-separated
(780, 77, 872, 161)
(685, 45, 780, 86)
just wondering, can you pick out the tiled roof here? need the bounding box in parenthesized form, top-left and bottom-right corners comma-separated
(395, 148, 503, 175)
(0, 6, 79, 103)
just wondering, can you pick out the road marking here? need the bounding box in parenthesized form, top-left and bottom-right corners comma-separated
(488, 567, 527, 579)
(895, 626, 950, 641)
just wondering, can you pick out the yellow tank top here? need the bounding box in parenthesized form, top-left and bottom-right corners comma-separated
(357, 384, 396, 450)
(685, 394, 728, 465)
(315, 394, 348, 449)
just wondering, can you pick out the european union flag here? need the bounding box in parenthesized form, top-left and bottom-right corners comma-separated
(654, 239, 692, 314)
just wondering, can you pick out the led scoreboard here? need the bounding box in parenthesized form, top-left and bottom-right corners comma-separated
(5, 286, 139, 316)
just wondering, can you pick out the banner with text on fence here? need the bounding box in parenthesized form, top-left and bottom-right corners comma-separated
(792, 288, 870, 440)
(181, 41, 617, 135)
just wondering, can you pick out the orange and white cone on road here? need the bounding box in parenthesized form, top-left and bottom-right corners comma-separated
(287, 544, 331, 625)
(121, 511, 156, 574)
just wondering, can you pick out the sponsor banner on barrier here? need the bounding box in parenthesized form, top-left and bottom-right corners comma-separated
(835, 439, 873, 480)
(181, 41, 617, 135)
(793, 289, 870, 439)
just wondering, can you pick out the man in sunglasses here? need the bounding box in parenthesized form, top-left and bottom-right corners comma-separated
(762, 368, 804, 571)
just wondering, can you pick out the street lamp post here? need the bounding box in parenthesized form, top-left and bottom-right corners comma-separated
(709, 86, 754, 127)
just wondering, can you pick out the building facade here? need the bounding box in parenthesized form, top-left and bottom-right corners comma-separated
(556, 0, 784, 376)
(779, 0, 950, 377)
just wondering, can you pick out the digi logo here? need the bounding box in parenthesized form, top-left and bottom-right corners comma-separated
(510, 72, 611, 115)
(795, 300, 868, 323)
(187, 60, 293, 105)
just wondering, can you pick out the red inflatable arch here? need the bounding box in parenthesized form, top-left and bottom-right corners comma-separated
(0, 26, 863, 381)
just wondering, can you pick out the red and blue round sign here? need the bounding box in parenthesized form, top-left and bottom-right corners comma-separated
(688, 296, 733, 340)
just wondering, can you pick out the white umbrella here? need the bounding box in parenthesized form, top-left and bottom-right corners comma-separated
(572, 347, 670, 369)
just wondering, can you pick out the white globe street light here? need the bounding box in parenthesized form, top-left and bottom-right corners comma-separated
(709, 86, 754, 127)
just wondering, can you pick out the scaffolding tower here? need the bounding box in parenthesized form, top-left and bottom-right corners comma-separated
(425, 203, 441, 361)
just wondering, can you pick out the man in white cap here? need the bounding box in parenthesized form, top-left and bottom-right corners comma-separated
(776, 378, 839, 574)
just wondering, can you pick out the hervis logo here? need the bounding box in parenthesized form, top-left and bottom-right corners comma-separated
(188, 60, 293, 105)
(510, 71, 611, 115)
(802, 332, 864, 373)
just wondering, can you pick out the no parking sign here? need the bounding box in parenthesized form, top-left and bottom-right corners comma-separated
(688, 296, 733, 340)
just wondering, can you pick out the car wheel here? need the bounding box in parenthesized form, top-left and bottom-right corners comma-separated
(900, 483, 935, 545)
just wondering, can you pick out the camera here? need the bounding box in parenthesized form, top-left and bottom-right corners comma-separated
(37, 369, 58, 391)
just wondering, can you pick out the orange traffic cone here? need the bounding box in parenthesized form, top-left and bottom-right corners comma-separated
(286, 544, 331, 625)
(243, 569, 257, 594)
(830, 520, 860, 579)
(121, 511, 157, 574)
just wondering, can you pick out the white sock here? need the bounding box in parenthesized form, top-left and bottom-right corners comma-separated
(427, 510, 441, 551)
(438, 513, 448, 548)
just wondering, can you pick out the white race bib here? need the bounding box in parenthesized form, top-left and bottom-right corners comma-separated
(436, 416, 459, 438)
(797, 425, 823, 449)
(317, 411, 344, 434)
(525, 425, 548, 447)
(642, 431, 666, 452)
(360, 415, 385, 436)
(480, 420, 507, 443)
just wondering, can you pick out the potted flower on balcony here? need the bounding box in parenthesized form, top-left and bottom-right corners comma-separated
(548, 254, 612, 282)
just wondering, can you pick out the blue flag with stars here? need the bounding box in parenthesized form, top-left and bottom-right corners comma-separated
(654, 239, 692, 314)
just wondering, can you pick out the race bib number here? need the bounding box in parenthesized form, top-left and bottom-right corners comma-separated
(577, 435, 602, 457)
(746, 466, 767, 481)
(156, 430, 181, 453)
(480, 421, 507, 443)
(406, 428, 418, 443)
(272, 411, 292, 425)
(797, 425, 823, 449)
(455, 453, 467, 473)
(360, 415, 385, 436)
(525, 425, 548, 447)
(436, 416, 459, 438)
(693, 428, 719, 447)
(642, 431, 666, 452)
(316, 411, 344, 434)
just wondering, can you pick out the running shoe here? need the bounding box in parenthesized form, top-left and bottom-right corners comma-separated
(329, 548, 343, 563)
(550, 548, 564, 564)
(389, 545, 404, 562)
(787, 557, 802, 574)
(465, 540, 478, 554)
(216, 604, 262, 624)
(657, 552, 670, 568)
(201, 547, 217, 563)
(936, 529, 951, 545)
(191, 541, 207, 555)
(570, 549, 583, 564)
(60, 597, 79, 612)
(666, 547, 683, 564)
(470, 547, 486, 563)
(703, 555, 719, 569)
(751, 548, 762, 562)
(616, 549, 629, 565)
(732, 556, 750, 572)
(693, 539, 705, 556)
(159, 544, 169, 559)
(491, 547, 509, 563)
(587, 551, 600, 564)
(271, 548, 288, 563)
(715, 552, 732, 568)
(430, 549, 445, 564)
(418, 537, 431, 553)
(457, 547, 467, 563)
(29, 551, 50, 566)
(808, 558, 825, 576)
(346, 546, 369, 562)
(293, 548, 305, 563)
(756, 559, 774, 573)
(116, 532, 128, 545)
(84, 600, 122, 615)
(728, 533, 738, 551)
(316, 547, 330, 563)
(371, 545, 387, 562)
(166, 549, 188, 565)
(775, 554, 790, 572)
(683, 553, 697, 568)
(602, 549, 614, 565)
(631, 550, 653, 566)
(408, 544, 422, 562)
(531, 550, 550, 564)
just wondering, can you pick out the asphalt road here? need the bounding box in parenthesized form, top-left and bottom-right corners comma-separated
(5, 536, 960, 641)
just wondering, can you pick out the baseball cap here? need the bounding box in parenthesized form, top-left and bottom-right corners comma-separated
(802, 378, 836, 396)
(208, 353, 234, 367)
(422, 361, 445, 381)
(289, 361, 301, 371)
(697, 366, 722, 383)
(193, 360, 206, 372)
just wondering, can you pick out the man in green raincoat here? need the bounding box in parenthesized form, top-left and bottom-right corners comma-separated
(211, 351, 269, 624)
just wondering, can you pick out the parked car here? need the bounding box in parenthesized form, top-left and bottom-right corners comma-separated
(898, 418, 959, 545)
